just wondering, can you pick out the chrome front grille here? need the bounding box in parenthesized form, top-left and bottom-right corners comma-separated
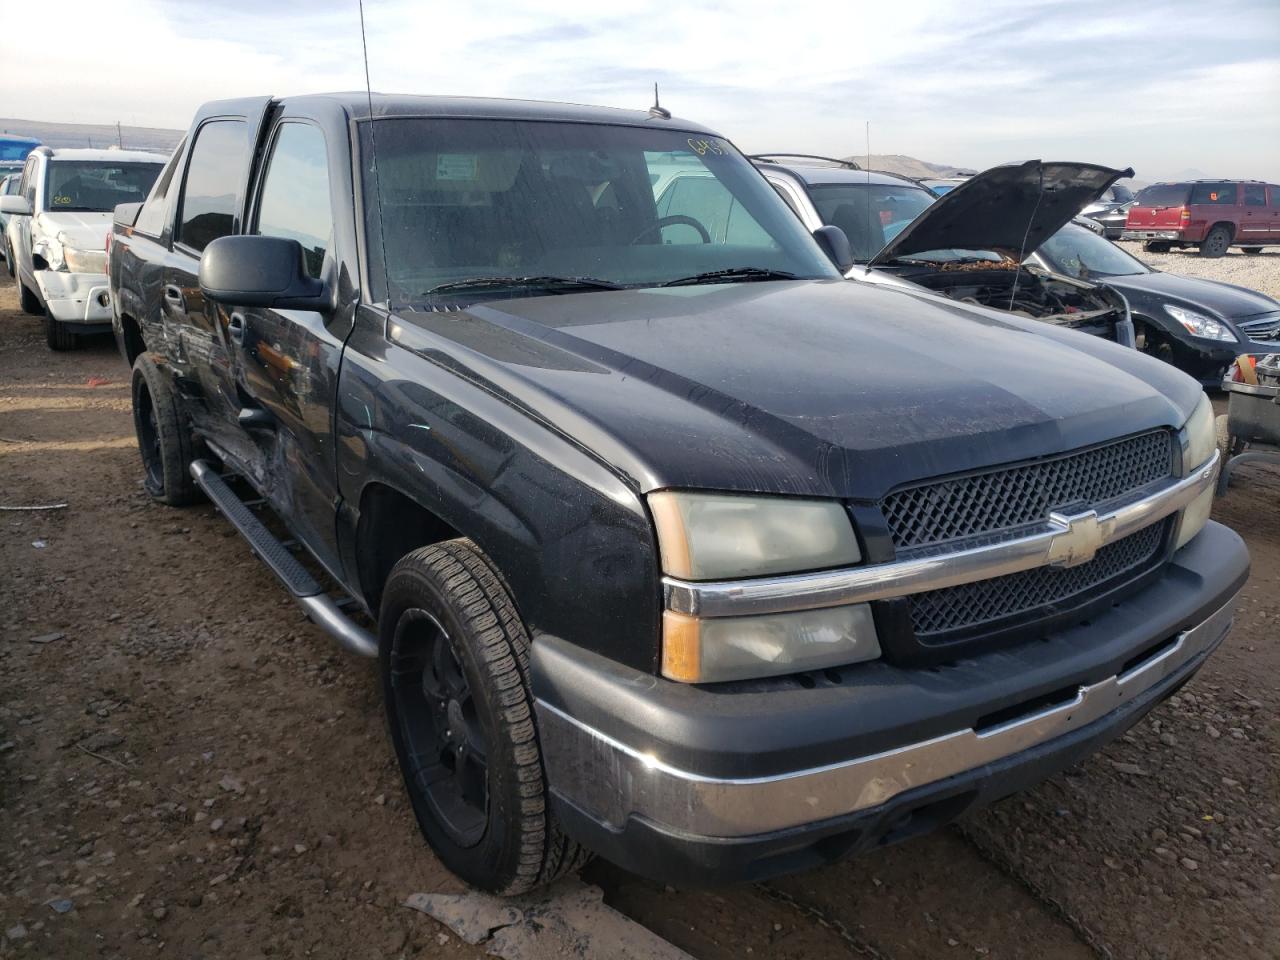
(908, 521, 1167, 640)
(880, 430, 1175, 551)
(1236, 313, 1280, 341)
(879, 430, 1176, 646)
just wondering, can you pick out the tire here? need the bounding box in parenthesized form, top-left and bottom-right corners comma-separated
(381, 540, 590, 895)
(1241, 247, 1263, 255)
(1216, 414, 1244, 462)
(130, 353, 201, 506)
(3, 239, 13, 278)
(45, 310, 77, 351)
(1142, 241, 1171, 253)
(1199, 225, 1232, 258)
(19, 281, 42, 315)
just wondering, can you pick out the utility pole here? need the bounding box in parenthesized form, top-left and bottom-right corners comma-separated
(116, 121, 123, 148)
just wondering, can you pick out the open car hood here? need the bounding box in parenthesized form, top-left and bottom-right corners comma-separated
(868, 160, 1133, 267)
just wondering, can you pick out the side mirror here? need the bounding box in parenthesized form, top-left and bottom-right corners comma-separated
(199, 235, 329, 310)
(813, 225, 854, 273)
(113, 201, 142, 228)
(0, 195, 32, 216)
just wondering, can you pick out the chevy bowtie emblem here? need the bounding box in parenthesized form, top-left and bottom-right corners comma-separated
(1047, 510, 1106, 568)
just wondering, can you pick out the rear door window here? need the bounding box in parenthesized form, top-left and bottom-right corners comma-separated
(176, 119, 248, 253)
(133, 140, 185, 236)
(1189, 183, 1237, 205)
(1134, 184, 1189, 208)
(253, 123, 333, 278)
(1243, 184, 1266, 206)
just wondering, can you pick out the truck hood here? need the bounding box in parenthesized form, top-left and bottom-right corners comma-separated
(35, 211, 112, 251)
(869, 161, 1134, 267)
(1101, 270, 1280, 321)
(391, 280, 1201, 500)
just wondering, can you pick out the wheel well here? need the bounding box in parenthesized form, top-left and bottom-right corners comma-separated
(119, 313, 146, 366)
(355, 483, 462, 614)
(1207, 221, 1235, 241)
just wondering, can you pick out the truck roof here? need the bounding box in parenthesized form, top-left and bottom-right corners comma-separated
(202, 92, 718, 134)
(35, 146, 169, 164)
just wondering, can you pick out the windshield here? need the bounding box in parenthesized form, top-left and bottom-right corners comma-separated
(358, 118, 837, 304)
(44, 161, 163, 213)
(1036, 222, 1149, 279)
(806, 182, 936, 262)
(1133, 183, 1189, 209)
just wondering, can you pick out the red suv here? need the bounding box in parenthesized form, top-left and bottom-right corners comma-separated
(1122, 180, 1280, 257)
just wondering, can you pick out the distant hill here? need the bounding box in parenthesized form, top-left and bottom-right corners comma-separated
(840, 153, 978, 179)
(0, 118, 184, 156)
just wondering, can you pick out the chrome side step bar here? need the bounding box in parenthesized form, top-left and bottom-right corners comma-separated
(189, 460, 378, 658)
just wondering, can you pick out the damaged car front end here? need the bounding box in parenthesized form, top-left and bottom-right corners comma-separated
(851, 160, 1138, 345)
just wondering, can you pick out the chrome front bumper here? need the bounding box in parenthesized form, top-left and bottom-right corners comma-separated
(537, 594, 1236, 839)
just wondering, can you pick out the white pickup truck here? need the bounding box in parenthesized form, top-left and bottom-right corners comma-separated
(1, 146, 165, 350)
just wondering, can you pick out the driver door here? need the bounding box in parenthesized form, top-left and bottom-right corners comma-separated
(222, 117, 348, 574)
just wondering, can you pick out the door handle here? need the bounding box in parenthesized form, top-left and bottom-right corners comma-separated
(163, 284, 185, 309)
(228, 312, 245, 345)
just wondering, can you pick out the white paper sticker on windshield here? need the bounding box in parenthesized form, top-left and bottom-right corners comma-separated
(436, 154, 478, 181)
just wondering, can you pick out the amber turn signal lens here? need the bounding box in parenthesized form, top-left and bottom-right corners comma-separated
(660, 610, 702, 683)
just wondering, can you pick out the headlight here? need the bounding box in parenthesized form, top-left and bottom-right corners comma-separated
(1166, 304, 1236, 342)
(648, 491, 861, 580)
(1175, 393, 1215, 550)
(63, 246, 107, 274)
(650, 491, 876, 682)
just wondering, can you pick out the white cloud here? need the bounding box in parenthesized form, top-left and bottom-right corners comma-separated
(1, 0, 1276, 180)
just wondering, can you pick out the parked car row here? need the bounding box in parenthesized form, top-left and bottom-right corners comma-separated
(745, 155, 1280, 383)
(1, 145, 167, 349)
(96, 92, 1246, 894)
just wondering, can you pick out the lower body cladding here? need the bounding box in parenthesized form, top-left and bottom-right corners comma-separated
(35, 269, 113, 331)
(533, 522, 1248, 885)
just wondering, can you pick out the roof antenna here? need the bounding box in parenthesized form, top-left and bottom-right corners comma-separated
(358, 0, 391, 307)
(649, 83, 671, 120)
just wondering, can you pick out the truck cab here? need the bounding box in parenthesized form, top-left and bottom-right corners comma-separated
(110, 94, 1247, 894)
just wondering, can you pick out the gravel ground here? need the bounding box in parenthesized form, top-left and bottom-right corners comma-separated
(1, 260, 1277, 960)
(1115, 241, 1280, 300)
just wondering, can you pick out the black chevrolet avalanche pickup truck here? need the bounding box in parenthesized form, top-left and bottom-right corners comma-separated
(108, 93, 1248, 894)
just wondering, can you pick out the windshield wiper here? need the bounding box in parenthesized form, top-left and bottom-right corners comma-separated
(660, 267, 797, 287)
(423, 275, 623, 297)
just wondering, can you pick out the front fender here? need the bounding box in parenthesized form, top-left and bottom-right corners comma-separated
(336, 314, 662, 673)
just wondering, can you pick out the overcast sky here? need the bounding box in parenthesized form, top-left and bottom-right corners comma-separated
(3, 0, 1277, 181)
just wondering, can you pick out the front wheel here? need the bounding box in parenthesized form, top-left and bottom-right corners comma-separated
(1199, 226, 1232, 258)
(45, 310, 77, 351)
(381, 540, 590, 895)
(19, 282, 42, 315)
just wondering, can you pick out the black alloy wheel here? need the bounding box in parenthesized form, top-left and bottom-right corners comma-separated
(380, 540, 590, 894)
(130, 353, 201, 505)
(390, 608, 489, 847)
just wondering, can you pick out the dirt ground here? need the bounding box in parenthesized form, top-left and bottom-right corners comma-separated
(0, 265, 1276, 960)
